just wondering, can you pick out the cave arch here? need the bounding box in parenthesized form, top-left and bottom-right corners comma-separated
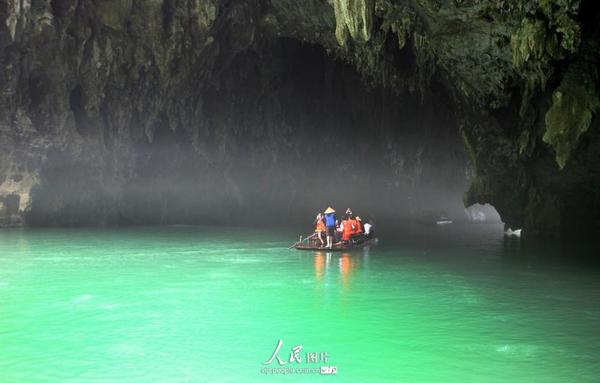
(25, 37, 470, 226)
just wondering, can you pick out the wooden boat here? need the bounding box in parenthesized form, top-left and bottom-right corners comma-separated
(291, 234, 378, 251)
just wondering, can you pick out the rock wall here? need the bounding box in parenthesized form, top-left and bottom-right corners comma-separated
(0, 0, 598, 237)
(271, 0, 600, 237)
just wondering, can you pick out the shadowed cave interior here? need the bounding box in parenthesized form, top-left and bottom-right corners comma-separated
(24, 38, 469, 226)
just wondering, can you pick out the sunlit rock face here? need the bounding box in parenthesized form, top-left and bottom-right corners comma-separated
(0, 0, 598, 236)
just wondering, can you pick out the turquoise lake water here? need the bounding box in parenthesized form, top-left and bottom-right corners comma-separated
(1, 224, 599, 382)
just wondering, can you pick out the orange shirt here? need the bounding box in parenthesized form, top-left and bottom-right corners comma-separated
(315, 220, 326, 233)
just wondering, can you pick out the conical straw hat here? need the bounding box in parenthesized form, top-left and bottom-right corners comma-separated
(324, 207, 335, 214)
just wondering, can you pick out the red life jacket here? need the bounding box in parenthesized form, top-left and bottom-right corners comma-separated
(342, 219, 354, 241)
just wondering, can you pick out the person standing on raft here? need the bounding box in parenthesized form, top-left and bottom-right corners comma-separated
(324, 207, 336, 249)
(314, 213, 326, 246)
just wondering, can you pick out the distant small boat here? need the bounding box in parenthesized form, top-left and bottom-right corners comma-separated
(505, 228, 522, 237)
(292, 236, 378, 251)
(436, 217, 453, 225)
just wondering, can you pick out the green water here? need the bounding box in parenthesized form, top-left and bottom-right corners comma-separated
(1, 225, 599, 382)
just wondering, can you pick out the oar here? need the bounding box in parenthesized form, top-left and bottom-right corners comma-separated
(288, 233, 317, 249)
(288, 233, 313, 249)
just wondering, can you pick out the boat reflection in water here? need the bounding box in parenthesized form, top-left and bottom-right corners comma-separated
(314, 251, 326, 281)
(310, 248, 373, 296)
(339, 253, 353, 292)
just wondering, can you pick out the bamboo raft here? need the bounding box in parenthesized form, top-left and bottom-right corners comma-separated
(290, 233, 378, 251)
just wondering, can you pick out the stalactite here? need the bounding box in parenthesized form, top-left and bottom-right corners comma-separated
(332, 0, 374, 46)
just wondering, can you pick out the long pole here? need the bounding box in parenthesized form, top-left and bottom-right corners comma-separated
(288, 232, 317, 249)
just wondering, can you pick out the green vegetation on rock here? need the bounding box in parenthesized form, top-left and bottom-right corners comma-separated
(510, 0, 581, 109)
(543, 62, 599, 168)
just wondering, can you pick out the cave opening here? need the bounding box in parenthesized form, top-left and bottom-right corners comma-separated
(27, 37, 470, 227)
(123, 37, 469, 226)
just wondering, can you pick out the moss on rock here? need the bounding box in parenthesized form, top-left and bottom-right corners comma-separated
(510, 0, 581, 112)
(543, 62, 599, 168)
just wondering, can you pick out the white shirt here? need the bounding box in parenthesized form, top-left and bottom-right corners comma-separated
(364, 223, 372, 235)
